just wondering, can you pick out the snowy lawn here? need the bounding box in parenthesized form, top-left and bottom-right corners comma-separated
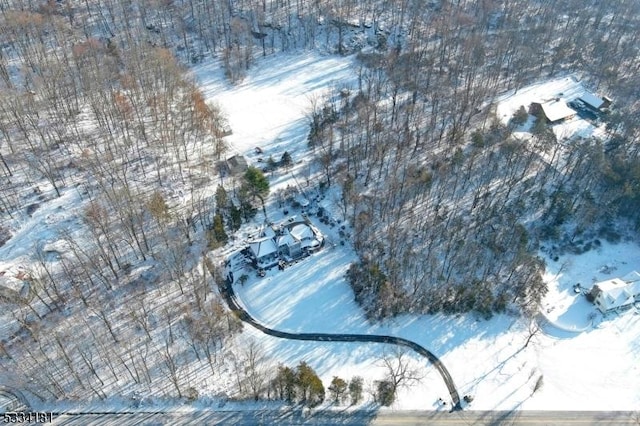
(235, 238, 640, 411)
(193, 52, 357, 162)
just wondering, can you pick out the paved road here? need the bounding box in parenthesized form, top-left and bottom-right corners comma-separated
(45, 409, 640, 425)
(211, 267, 462, 410)
(374, 410, 640, 425)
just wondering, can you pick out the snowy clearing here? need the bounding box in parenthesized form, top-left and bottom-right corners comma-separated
(496, 76, 608, 141)
(193, 53, 357, 161)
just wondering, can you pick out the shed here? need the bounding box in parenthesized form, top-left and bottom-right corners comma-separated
(579, 92, 605, 111)
(225, 155, 248, 176)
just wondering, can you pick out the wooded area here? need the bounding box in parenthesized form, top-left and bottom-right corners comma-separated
(1, 0, 639, 403)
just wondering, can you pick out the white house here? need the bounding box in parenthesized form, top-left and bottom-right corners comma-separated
(592, 271, 640, 313)
(244, 217, 324, 270)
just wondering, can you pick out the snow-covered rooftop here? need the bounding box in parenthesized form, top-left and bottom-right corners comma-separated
(539, 100, 575, 122)
(622, 270, 640, 284)
(579, 92, 604, 110)
(249, 237, 277, 258)
(596, 277, 628, 292)
(593, 274, 640, 312)
(290, 223, 314, 241)
(276, 231, 297, 247)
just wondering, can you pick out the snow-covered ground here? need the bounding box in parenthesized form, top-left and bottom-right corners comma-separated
(193, 52, 356, 162)
(195, 54, 640, 411)
(234, 235, 640, 410)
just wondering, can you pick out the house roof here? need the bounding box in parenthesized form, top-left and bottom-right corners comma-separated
(226, 155, 248, 175)
(249, 237, 277, 259)
(540, 100, 576, 122)
(261, 225, 276, 239)
(595, 278, 637, 311)
(276, 232, 298, 247)
(579, 92, 604, 110)
(621, 270, 640, 284)
(290, 223, 314, 241)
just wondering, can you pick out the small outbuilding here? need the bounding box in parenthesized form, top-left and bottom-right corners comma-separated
(225, 155, 248, 176)
(578, 92, 612, 112)
(0, 271, 30, 302)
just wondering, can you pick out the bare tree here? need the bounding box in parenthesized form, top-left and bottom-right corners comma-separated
(523, 318, 542, 349)
(378, 348, 423, 401)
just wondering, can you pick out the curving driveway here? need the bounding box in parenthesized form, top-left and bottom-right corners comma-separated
(214, 272, 462, 410)
(0, 387, 30, 412)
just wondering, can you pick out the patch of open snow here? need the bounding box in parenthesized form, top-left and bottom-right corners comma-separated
(235, 234, 640, 410)
(193, 53, 357, 163)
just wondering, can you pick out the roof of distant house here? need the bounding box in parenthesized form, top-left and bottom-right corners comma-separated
(226, 155, 248, 174)
(596, 277, 627, 292)
(621, 270, 640, 284)
(579, 92, 604, 110)
(595, 276, 639, 311)
(540, 100, 576, 122)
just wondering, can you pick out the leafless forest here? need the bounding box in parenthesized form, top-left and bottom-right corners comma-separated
(0, 0, 639, 404)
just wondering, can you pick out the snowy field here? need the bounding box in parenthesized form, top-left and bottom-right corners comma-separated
(193, 52, 356, 166)
(5, 52, 636, 413)
(196, 54, 640, 411)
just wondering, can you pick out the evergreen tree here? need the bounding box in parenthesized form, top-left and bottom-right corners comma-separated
(212, 213, 227, 244)
(376, 380, 395, 406)
(271, 365, 297, 403)
(241, 166, 270, 217)
(267, 155, 277, 171)
(296, 361, 325, 407)
(328, 376, 348, 404)
(229, 203, 243, 230)
(280, 151, 292, 168)
(349, 376, 363, 405)
(215, 185, 228, 212)
(510, 105, 529, 127)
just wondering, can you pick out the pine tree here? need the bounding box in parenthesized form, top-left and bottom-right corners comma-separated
(241, 166, 270, 217)
(296, 361, 325, 407)
(328, 376, 348, 404)
(349, 376, 363, 405)
(215, 185, 228, 212)
(280, 151, 292, 168)
(229, 203, 242, 230)
(212, 214, 227, 244)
